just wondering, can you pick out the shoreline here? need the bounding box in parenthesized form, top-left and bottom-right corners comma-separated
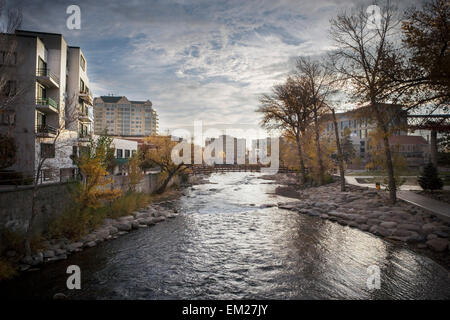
(269, 173, 450, 271)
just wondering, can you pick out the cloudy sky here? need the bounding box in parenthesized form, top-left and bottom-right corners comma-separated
(12, 0, 414, 137)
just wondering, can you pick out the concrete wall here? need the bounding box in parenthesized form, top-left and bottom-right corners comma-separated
(0, 172, 174, 238)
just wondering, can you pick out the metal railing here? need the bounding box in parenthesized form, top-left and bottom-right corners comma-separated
(36, 68, 60, 85)
(36, 97, 58, 109)
(36, 124, 58, 135)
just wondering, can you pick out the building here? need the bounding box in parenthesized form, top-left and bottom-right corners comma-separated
(205, 135, 246, 165)
(0, 30, 94, 184)
(322, 104, 408, 163)
(389, 135, 430, 167)
(93, 96, 158, 137)
(110, 138, 138, 175)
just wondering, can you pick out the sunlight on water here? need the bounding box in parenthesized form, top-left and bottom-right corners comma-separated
(1, 172, 449, 299)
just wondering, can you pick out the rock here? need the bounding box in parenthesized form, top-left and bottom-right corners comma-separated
(417, 243, 427, 249)
(53, 293, 68, 300)
(307, 210, 321, 217)
(131, 221, 140, 229)
(31, 252, 44, 265)
(397, 223, 421, 233)
(376, 227, 392, 237)
(19, 264, 30, 272)
(66, 242, 83, 252)
(422, 223, 436, 234)
(109, 226, 118, 235)
(153, 216, 166, 223)
(134, 212, 150, 219)
(320, 214, 329, 219)
(380, 221, 397, 229)
(427, 234, 438, 240)
(360, 224, 370, 231)
(426, 238, 449, 252)
(55, 248, 66, 255)
(81, 233, 97, 243)
(43, 250, 55, 258)
(366, 218, 380, 226)
(21, 255, 34, 265)
(118, 231, 128, 236)
(435, 231, 449, 238)
(116, 222, 132, 231)
(354, 217, 368, 224)
(85, 241, 96, 248)
(142, 218, 156, 226)
(138, 224, 148, 228)
(119, 215, 134, 221)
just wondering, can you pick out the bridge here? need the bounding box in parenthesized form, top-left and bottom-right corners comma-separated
(186, 164, 297, 174)
(407, 114, 450, 166)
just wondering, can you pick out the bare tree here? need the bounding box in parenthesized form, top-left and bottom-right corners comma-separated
(329, 1, 402, 203)
(258, 77, 313, 185)
(24, 96, 79, 256)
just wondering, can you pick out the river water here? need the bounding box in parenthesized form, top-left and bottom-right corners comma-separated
(1, 172, 449, 299)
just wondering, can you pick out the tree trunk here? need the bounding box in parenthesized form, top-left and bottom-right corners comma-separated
(373, 103, 396, 204)
(332, 109, 345, 192)
(155, 169, 178, 194)
(295, 132, 306, 185)
(430, 129, 438, 167)
(313, 107, 324, 185)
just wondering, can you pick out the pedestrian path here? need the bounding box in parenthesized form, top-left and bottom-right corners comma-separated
(344, 176, 450, 221)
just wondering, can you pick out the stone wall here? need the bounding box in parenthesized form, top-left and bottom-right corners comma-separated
(0, 172, 177, 242)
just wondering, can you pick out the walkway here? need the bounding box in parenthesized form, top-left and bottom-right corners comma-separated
(344, 176, 450, 221)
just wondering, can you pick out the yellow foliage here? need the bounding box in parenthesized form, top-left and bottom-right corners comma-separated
(0, 258, 17, 281)
(76, 156, 122, 210)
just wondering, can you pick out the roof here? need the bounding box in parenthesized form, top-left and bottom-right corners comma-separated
(389, 135, 428, 145)
(98, 96, 123, 103)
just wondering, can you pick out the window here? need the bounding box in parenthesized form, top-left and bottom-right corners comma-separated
(125, 149, 130, 158)
(80, 79, 85, 92)
(41, 143, 55, 158)
(80, 55, 86, 71)
(117, 149, 123, 158)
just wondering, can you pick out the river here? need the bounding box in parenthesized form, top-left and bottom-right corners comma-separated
(1, 172, 449, 299)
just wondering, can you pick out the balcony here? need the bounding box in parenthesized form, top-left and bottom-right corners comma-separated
(79, 105, 94, 123)
(36, 68, 60, 88)
(78, 130, 92, 142)
(36, 124, 58, 137)
(79, 88, 93, 105)
(36, 97, 59, 113)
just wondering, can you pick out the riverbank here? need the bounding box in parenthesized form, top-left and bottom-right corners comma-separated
(0, 174, 210, 281)
(268, 173, 450, 269)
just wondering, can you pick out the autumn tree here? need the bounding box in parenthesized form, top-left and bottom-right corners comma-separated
(142, 136, 188, 194)
(258, 77, 313, 184)
(329, 1, 402, 203)
(127, 152, 144, 192)
(73, 135, 122, 210)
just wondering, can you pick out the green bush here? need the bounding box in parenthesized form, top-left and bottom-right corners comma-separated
(419, 162, 443, 191)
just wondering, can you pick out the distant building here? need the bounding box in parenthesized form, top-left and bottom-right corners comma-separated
(93, 96, 158, 137)
(205, 135, 246, 165)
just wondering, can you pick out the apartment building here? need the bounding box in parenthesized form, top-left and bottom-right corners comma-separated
(205, 135, 246, 164)
(321, 104, 429, 167)
(93, 96, 158, 137)
(0, 30, 94, 184)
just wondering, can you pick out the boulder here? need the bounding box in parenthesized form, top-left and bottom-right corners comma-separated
(115, 222, 132, 231)
(397, 223, 421, 233)
(426, 238, 449, 252)
(380, 221, 397, 229)
(422, 223, 436, 234)
(43, 250, 55, 258)
(131, 221, 140, 229)
(427, 234, 438, 240)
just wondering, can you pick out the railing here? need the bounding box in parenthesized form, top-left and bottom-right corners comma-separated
(36, 124, 58, 135)
(36, 68, 60, 85)
(36, 97, 58, 109)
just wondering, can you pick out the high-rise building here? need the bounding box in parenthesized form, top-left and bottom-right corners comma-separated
(93, 96, 158, 137)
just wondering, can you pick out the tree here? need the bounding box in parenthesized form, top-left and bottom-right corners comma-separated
(295, 57, 331, 185)
(258, 77, 313, 184)
(418, 162, 443, 191)
(142, 136, 188, 194)
(329, 1, 402, 203)
(341, 127, 356, 164)
(127, 152, 143, 192)
(387, 0, 449, 109)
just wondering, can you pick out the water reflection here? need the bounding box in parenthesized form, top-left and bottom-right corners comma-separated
(0, 172, 449, 299)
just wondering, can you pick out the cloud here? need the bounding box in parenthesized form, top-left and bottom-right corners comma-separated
(15, 0, 417, 135)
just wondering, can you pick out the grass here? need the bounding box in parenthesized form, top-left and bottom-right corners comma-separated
(48, 187, 182, 241)
(0, 258, 17, 281)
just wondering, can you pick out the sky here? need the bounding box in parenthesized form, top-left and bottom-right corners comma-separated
(10, 0, 416, 139)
